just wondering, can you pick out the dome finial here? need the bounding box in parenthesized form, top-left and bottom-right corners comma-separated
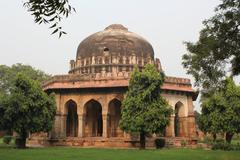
(104, 24, 128, 31)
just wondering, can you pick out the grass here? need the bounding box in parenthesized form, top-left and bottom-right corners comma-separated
(0, 138, 240, 160)
(0, 147, 240, 160)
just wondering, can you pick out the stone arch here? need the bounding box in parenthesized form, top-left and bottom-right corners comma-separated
(65, 100, 78, 137)
(107, 98, 123, 137)
(63, 98, 78, 115)
(174, 101, 185, 137)
(83, 99, 103, 137)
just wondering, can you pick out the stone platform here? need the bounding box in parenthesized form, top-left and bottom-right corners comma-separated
(27, 136, 198, 148)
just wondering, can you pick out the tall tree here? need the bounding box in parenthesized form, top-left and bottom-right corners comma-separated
(0, 63, 51, 96)
(23, 0, 75, 37)
(120, 64, 172, 149)
(0, 74, 56, 148)
(182, 0, 240, 94)
(194, 111, 204, 132)
(200, 77, 240, 143)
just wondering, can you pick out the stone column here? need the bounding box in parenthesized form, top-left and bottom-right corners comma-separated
(171, 116, 175, 137)
(107, 114, 110, 138)
(187, 96, 194, 115)
(50, 115, 60, 139)
(123, 56, 126, 64)
(91, 66, 95, 74)
(59, 114, 67, 138)
(92, 56, 95, 64)
(187, 114, 197, 138)
(112, 56, 117, 64)
(102, 114, 108, 138)
(101, 66, 106, 74)
(187, 96, 197, 138)
(132, 55, 136, 64)
(166, 116, 175, 137)
(78, 114, 85, 137)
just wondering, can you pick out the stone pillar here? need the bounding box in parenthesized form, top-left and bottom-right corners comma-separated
(129, 56, 132, 64)
(124, 132, 131, 140)
(187, 115, 197, 138)
(78, 114, 85, 137)
(92, 56, 95, 64)
(102, 57, 105, 64)
(187, 96, 194, 115)
(123, 56, 126, 64)
(112, 66, 117, 75)
(70, 60, 75, 70)
(90, 66, 93, 74)
(102, 114, 108, 138)
(187, 96, 197, 138)
(166, 116, 175, 137)
(112, 56, 117, 64)
(179, 117, 186, 137)
(107, 114, 110, 138)
(51, 114, 66, 139)
(60, 114, 67, 138)
(132, 55, 136, 64)
(102, 66, 106, 74)
(50, 115, 60, 139)
(83, 58, 86, 66)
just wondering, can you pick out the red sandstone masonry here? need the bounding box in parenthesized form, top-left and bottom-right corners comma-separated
(43, 74, 195, 94)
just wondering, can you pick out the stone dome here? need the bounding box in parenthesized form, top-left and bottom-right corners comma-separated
(76, 24, 154, 59)
(69, 24, 157, 75)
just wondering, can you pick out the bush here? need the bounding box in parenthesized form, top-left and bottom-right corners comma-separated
(212, 141, 240, 151)
(215, 139, 224, 143)
(3, 135, 12, 145)
(181, 140, 187, 147)
(155, 138, 165, 149)
(233, 143, 240, 150)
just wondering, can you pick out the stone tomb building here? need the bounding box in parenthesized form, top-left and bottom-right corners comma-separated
(30, 24, 198, 147)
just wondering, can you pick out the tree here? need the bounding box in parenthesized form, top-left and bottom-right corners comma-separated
(194, 111, 204, 132)
(0, 63, 51, 97)
(23, 0, 75, 37)
(0, 74, 56, 148)
(182, 0, 240, 94)
(120, 64, 172, 149)
(200, 77, 240, 143)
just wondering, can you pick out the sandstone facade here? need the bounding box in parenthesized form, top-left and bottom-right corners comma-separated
(29, 24, 198, 147)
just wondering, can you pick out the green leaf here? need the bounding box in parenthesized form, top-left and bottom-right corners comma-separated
(51, 28, 58, 35)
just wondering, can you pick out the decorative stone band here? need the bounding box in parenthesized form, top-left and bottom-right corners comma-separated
(42, 73, 197, 99)
(43, 73, 191, 86)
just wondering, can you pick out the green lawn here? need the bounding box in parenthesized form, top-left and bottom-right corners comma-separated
(0, 146, 239, 160)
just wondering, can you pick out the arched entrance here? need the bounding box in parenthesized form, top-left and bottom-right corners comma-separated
(174, 101, 184, 137)
(108, 99, 123, 137)
(84, 100, 103, 137)
(66, 100, 78, 137)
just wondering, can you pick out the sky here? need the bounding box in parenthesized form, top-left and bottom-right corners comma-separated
(0, 0, 223, 111)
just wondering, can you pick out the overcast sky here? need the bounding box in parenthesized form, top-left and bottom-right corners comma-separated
(0, 0, 223, 111)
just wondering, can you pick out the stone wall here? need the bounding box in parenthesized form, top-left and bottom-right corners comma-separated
(49, 87, 196, 140)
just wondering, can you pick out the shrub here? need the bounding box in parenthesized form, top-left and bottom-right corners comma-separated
(215, 139, 224, 143)
(181, 140, 187, 147)
(232, 143, 240, 151)
(199, 136, 212, 144)
(212, 141, 240, 151)
(212, 142, 232, 150)
(3, 135, 12, 145)
(155, 138, 165, 149)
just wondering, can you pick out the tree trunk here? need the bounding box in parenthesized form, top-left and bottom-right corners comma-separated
(140, 132, 146, 149)
(213, 133, 216, 141)
(15, 132, 27, 149)
(225, 132, 234, 144)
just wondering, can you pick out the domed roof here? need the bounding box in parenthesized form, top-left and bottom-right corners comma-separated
(76, 24, 154, 59)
